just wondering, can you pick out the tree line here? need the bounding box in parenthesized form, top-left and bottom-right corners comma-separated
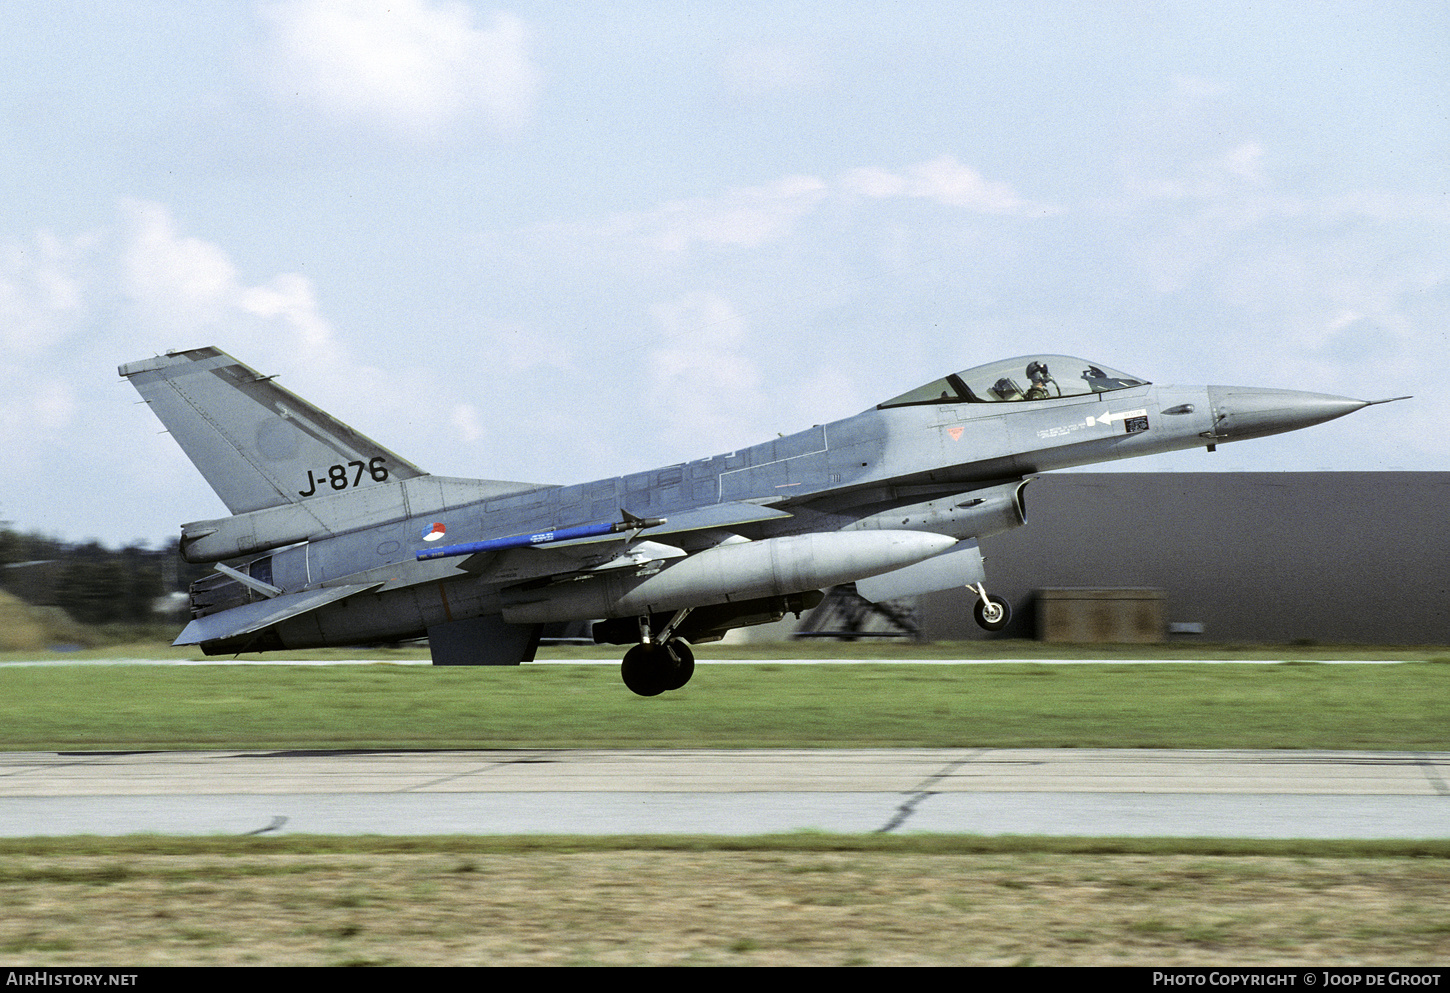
(0, 527, 210, 626)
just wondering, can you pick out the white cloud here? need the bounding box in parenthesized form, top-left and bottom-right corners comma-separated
(0, 230, 92, 357)
(450, 402, 484, 442)
(640, 175, 831, 253)
(645, 292, 767, 452)
(107, 203, 461, 456)
(259, 0, 539, 137)
(841, 156, 1040, 214)
(119, 201, 244, 331)
(239, 274, 336, 354)
(0, 378, 75, 438)
(117, 200, 345, 369)
(0, 202, 507, 490)
(1221, 143, 1266, 185)
(0, 200, 448, 536)
(532, 157, 1039, 264)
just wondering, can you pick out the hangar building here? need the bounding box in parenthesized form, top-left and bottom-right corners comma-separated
(914, 472, 1448, 645)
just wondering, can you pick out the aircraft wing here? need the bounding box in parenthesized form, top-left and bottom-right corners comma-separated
(635, 501, 792, 540)
(173, 582, 383, 646)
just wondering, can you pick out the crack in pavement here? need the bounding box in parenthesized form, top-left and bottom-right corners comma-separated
(1417, 754, 1450, 796)
(875, 749, 988, 833)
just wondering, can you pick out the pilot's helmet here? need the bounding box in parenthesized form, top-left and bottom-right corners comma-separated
(1026, 360, 1051, 383)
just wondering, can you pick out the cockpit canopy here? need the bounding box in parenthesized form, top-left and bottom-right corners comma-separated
(879, 355, 1149, 408)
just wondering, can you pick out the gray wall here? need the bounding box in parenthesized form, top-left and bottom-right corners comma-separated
(919, 472, 1450, 644)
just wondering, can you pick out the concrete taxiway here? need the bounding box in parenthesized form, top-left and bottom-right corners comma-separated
(0, 748, 1445, 838)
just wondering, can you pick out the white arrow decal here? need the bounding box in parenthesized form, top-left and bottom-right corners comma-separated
(1086, 408, 1147, 427)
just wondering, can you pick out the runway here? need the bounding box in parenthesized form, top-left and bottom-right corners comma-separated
(1, 748, 1446, 838)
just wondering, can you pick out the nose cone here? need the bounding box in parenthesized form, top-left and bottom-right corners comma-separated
(1207, 386, 1369, 443)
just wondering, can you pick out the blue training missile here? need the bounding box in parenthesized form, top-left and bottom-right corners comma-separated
(416, 511, 666, 561)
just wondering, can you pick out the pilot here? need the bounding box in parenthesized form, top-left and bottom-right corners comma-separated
(1024, 361, 1057, 400)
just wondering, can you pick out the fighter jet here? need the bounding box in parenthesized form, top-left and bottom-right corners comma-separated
(120, 348, 1401, 695)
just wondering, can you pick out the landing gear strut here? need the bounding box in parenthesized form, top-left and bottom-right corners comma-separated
(620, 608, 696, 697)
(969, 582, 1012, 632)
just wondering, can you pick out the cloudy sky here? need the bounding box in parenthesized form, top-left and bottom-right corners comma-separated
(3, 1, 1447, 546)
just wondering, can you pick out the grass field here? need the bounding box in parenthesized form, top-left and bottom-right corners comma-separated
(1, 649, 1446, 750)
(1, 837, 1448, 966)
(3, 643, 1447, 966)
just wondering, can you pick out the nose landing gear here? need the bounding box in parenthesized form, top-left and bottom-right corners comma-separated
(969, 582, 1012, 632)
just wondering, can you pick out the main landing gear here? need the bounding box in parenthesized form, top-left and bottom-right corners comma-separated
(969, 582, 1012, 632)
(621, 640, 695, 697)
(620, 609, 696, 697)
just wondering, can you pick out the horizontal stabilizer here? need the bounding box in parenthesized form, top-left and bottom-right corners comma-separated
(173, 582, 382, 646)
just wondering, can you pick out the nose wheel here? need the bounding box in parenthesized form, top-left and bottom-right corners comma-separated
(969, 583, 1012, 632)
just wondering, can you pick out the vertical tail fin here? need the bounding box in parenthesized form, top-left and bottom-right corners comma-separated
(120, 347, 427, 515)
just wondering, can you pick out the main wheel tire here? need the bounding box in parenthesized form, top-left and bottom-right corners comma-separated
(973, 594, 1012, 632)
(621, 643, 669, 697)
(662, 640, 695, 690)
